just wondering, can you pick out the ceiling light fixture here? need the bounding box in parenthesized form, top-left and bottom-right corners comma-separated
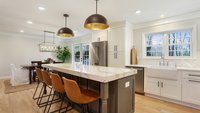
(20, 30, 24, 33)
(160, 14, 165, 18)
(84, 0, 109, 30)
(39, 31, 57, 52)
(57, 14, 74, 37)
(38, 6, 45, 11)
(27, 21, 33, 24)
(135, 10, 141, 14)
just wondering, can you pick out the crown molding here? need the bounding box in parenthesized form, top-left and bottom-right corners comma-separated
(133, 10, 200, 30)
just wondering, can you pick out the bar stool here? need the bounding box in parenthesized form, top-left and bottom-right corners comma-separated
(33, 68, 44, 100)
(46, 73, 72, 113)
(62, 77, 100, 113)
(38, 70, 53, 109)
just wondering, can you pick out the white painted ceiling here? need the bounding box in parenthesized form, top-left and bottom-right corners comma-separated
(0, 0, 200, 38)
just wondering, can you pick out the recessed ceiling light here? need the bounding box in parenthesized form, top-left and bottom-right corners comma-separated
(135, 10, 141, 14)
(20, 30, 24, 33)
(160, 14, 165, 18)
(38, 6, 45, 11)
(27, 21, 33, 24)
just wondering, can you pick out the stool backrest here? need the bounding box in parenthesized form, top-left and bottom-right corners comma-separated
(62, 77, 81, 103)
(35, 68, 43, 81)
(41, 70, 52, 86)
(50, 73, 65, 93)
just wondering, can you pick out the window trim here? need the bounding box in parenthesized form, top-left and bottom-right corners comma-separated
(142, 24, 197, 59)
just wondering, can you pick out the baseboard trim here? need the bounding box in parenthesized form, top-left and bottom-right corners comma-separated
(0, 76, 11, 80)
(145, 93, 200, 110)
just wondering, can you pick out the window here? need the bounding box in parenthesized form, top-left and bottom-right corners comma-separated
(73, 43, 90, 65)
(168, 30, 191, 57)
(143, 29, 193, 59)
(145, 33, 163, 57)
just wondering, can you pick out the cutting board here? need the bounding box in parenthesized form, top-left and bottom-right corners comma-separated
(131, 48, 138, 64)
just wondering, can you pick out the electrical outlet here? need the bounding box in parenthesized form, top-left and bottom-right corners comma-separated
(125, 81, 130, 88)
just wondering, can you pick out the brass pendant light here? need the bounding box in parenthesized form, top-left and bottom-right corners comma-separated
(84, 0, 109, 30)
(57, 14, 74, 37)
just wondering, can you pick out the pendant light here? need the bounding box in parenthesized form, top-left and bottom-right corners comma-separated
(57, 14, 74, 37)
(84, 0, 109, 30)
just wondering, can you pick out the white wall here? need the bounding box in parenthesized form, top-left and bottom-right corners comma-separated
(133, 17, 200, 67)
(0, 34, 68, 78)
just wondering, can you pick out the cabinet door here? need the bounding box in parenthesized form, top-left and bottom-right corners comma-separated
(108, 51, 124, 67)
(160, 80, 181, 100)
(92, 30, 107, 42)
(182, 79, 200, 105)
(144, 77, 160, 95)
(108, 27, 125, 52)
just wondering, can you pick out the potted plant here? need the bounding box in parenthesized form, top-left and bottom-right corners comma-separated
(55, 46, 71, 62)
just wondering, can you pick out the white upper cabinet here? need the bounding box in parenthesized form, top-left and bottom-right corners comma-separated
(107, 22, 133, 67)
(92, 30, 108, 42)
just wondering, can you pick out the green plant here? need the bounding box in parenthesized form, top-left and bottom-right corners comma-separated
(55, 46, 71, 62)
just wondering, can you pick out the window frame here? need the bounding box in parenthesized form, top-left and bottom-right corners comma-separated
(142, 25, 197, 59)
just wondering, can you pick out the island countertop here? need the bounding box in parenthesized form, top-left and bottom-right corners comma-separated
(42, 63, 137, 83)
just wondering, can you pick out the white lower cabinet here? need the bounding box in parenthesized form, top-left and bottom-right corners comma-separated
(145, 77, 181, 100)
(182, 71, 200, 105)
(144, 68, 181, 101)
(144, 77, 160, 95)
(161, 79, 181, 100)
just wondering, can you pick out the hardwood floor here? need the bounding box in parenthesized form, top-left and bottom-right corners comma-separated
(0, 80, 199, 113)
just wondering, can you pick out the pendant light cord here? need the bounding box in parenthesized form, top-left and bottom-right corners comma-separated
(65, 16, 67, 27)
(96, 0, 98, 14)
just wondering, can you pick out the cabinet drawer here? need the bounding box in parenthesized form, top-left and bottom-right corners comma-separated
(182, 71, 200, 79)
(182, 78, 200, 105)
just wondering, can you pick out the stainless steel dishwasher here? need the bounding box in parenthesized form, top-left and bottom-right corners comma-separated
(126, 66, 144, 94)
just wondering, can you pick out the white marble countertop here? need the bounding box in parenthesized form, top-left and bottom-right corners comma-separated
(43, 63, 137, 83)
(126, 64, 200, 71)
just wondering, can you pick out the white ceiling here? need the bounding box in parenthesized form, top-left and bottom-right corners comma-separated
(0, 0, 200, 38)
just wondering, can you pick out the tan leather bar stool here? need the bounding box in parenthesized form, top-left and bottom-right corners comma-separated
(39, 70, 54, 111)
(33, 68, 43, 100)
(62, 77, 100, 113)
(46, 73, 72, 113)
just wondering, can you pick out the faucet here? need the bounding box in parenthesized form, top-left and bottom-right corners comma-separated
(159, 54, 168, 66)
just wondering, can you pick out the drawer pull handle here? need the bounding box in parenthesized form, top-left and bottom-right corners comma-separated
(158, 81, 159, 87)
(188, 74, 200, 77)
(189, 80, 200, 83)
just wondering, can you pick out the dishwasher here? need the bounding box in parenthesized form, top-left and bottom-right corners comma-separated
(126, 66, 144, 94)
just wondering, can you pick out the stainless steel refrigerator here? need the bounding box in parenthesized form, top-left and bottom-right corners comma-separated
(90, 41, 107, 66)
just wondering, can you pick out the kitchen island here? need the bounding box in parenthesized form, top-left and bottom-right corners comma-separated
(43, 63, 137, 113)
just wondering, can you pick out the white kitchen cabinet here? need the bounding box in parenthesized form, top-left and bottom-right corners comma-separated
(108, 27, 125, 52)
(144, 77, 160, 95)
(182, 71, 200, 105)
(108, 51, 125, 67)
(92, 30, 108, 42)
(161, 79, 181, 100)
(107, 22, 133, 67)
(144, 68, 181, 100)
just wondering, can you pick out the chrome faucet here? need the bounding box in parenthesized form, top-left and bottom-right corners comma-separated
(159, 54, 168, 66)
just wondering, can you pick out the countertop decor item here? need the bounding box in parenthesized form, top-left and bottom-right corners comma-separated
(55, 46, 71, 62)
(57, 14, 74, 37)
(84, 0, 109, 30)
(39, 31, 57, 52)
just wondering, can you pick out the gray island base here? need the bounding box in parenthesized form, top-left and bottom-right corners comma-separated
(42, 63, 137, 113)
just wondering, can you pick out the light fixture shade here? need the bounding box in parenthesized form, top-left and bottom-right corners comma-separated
(57, 27, 74, 37)
(84, 14, 109, 30)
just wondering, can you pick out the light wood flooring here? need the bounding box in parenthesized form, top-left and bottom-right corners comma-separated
(0, 80, 199, 113)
